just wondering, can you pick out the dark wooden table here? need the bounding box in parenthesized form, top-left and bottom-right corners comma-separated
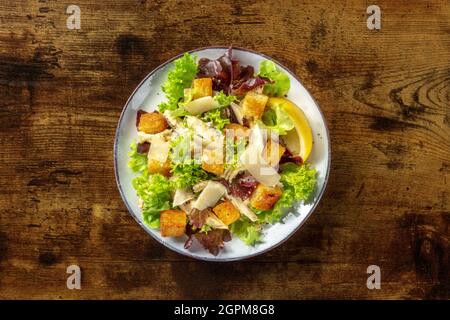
(0, 0, 449, 299)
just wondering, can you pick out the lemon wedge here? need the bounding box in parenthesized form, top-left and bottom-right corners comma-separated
(266, 97, 313, 162)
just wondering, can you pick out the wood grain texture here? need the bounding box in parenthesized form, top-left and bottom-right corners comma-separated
(0, 0, 449, 299)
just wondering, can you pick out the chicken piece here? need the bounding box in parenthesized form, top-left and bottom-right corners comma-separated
(138, 112, 168, 134)
(250, 184, 283, 210)
(242, 91, 268, 120)
(160, 209, 187, 237)
(263, 139, 286, 167)
(193, 78, 213, 99)
(213, 201, 241, 225)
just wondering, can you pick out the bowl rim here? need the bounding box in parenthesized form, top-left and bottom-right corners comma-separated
(113, 46, 331, 262)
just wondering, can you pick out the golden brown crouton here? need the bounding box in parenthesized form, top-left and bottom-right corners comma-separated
(138, 112, 168, 134)
(201, 162, 224, 176)
(213, 201, 241, 225)
(250, 184, 283, 210)
(224, 123, 250, 141)
(193, 78, 213, 99)
(148, 158, 171, 176)
(263, 139, 286, 167)
(160, 209, 187, 237)
(201, 148, 224, 176)
(242, 91, 268, 120)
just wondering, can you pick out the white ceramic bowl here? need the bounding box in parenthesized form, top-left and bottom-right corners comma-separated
(114, 47, 330, 261)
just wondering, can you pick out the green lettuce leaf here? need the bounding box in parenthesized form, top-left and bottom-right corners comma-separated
(170, 133, 192, 164)
(128, 141, 148, 173)
(214, 91, 236, 108)
(169, 106, 190, 118)
(258, 60, 290, 97)
(261, 103, 294, 135)
(170, 159, 209, 189)
(225, 136, 247, 170)
(201, 108, 230, 131)
(230, 217, 262, 246)
(176, 87, 195, 111)
(256, 163, 317, 223)
(158, 53, 198, 112)
(132, 172, 172, 228)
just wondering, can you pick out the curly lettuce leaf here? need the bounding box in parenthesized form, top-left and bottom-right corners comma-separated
(201, 108, 230, 131)
(258, 60, 290, 97)
(225, 138, 247, 170)
(169, 106, 190, 118)
(230, 217, 262, 246)
(176, 88, 195, 111)
(170, 132, 193, 164)
(132, 172, 172, 228)
(158, 53, 198, 112)
(261, 103, 294, 135)
(214, 91, 236, 108)
(170, 159, 209, 189)
(128, 141, 148, 173)
(256, 163, 316, 223)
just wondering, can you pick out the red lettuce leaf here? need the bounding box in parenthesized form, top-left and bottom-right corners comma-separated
(279, 148, 303, 166)
(184, 224, 197, 249)
(197, 47, 266, 95)
(197, 48, 234, 92)
(229, 173, 258, 200)
(230, 65, 267, 96)
(137, 142, 150, 154)
(223, 106, 239, 124)
(195, 229, 231, 256)
(231, 76, 267, 96)
(188, 208, 211, 229)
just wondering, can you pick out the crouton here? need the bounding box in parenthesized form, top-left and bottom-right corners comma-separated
(148, 158, 171, 176)
(263, 139, 286, 167)
(213, 201, 241, 225)
(160, 209, 186, 237)
(193, 78, 213, 99)
(202, 162, 224, 176)
(201, 148, 224, 176)
(242, 91, 268, 120)
(250, 184, 282, 210)
(225, 123, 250, 141)
(138, 112, 168, 134)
